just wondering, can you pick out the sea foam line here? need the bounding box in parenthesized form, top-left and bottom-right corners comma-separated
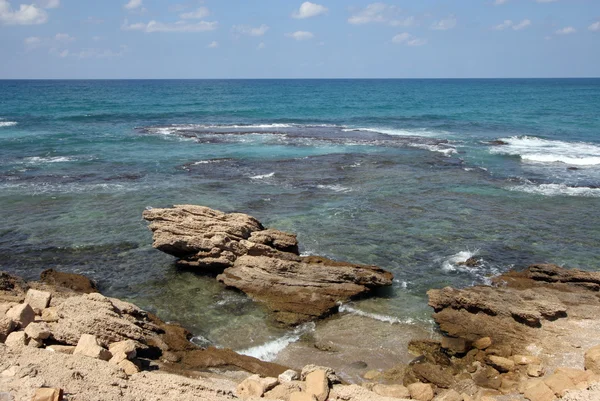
(490, 136, 600, 166)
(509, 183, 600, 198)
(338, 303, 415, 325)
(0, 121, 18, 127)
(237, 322, 315, 362)
(250, 172, 275, 180)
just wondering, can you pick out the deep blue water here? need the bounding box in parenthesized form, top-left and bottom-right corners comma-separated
(1, 79, 599, 353)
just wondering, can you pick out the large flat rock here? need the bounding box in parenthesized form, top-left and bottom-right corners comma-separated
(143, 205, 393, 324)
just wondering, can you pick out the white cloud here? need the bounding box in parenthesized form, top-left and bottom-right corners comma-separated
(122, 19, 218, 33)
(513, 19, 531, 30)
(392, 32, 427, 46)
(23, 35, 41, 49)
(124, 0, 142, 10)
(292, 2, 327, 19)
(536, 0, 558, 3)
(180, 7, 209, 20)
(285, 31, 314, 41)
(431, 15, 457, 30)
(493, 20, 513, 30)
(389, 16, 415, 27)
(348, 3, 390, 25)
(257, 42, 265, 50)
(556, 26, 575, 35)
(232, 24, 269, 37)
(208, 41, 218, 48)
(589, 21, 600, 32)
(54, 32, 75, 42)
(494, 0, 508, 5)
(0, 0, 48, 25)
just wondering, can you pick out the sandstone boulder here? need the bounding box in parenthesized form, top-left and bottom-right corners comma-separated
(305, 370, 329, 401)
(46, 345, 75, 354)
(433, 389, 462, 401)
(486, 355, 515, 373)
(108, 339, 137, 364)
(371, 384, 410, 398)
(279, 369, 300, 382)
(40, 268, 98, 293)
(24, 289, 51, 313)
(73, 334, 112, 361)
(6, 303, 35, 329)
(585, 345, 600, 374)
(143, 205, 393, 324)
(0, 317, 16, 342)
(523, 380, 556, 401)
(408, 382, 434, 401)
(118, 359, 140, 375)
(236, 374, 278, 399)
(289, 393, 316, 401)
(31, 387, 63, 401)
(5, 331, 27, 348)
(24, 322, 51, 341)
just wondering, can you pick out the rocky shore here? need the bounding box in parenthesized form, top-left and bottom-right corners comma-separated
(3, 204, 600, 401)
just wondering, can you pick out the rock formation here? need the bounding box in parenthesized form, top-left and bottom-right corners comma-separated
(143, 205, 394, 324)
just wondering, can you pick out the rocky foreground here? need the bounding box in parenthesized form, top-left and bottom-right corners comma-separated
(142, 205, 394, 325)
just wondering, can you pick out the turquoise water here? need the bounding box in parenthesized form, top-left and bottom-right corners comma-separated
(1, 79, 600, 352)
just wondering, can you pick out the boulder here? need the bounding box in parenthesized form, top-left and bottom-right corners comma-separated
(236, 374, 278, 399)
(411, 363, 455, 388)
(441, 337, 469, 354)
(31, 387, 63, 401)
(289, 393, 316, 401)
(486, 355, 515, 373)
(301, 365, 340, 384)
(371, 384, 410, 398)
(0, 317, 16, 342)
(73, 334, 111, 361)
(523, 381, 556, 401)
(543, 372, 575, 396)
(108, 339, 137, 363)
(5, 331, 27, 348)
(432, 389, 462, 401)
(24, 322, 52, 341)
(5, 303, 35, 329)
(24, 289, 51, 313)
(554, 367, 593, 385)
(28, 338, 43, 348)
(143, 205, 393, 324)
(305, 370, 329, 401)
(473, 337, 492, 350)
(264, 381, 305, 400)
(41, 307, 59, 323)
(118, 359, 140, 375)
(407, 382, 434, 401)
(279, 369, 300, 382)
(585, 345, 600, 374)
(40, 269, 97, 293)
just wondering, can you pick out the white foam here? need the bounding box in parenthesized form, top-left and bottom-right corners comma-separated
(408, 143, 457, 156)
(250, 172, 275, 180)
(237, 322, 315, 362)
(338, 303, 415, 324)
(0, 121, 18, 127)
(24, 156, 76, 164)
(344, 127, 447, 138)
(490, 136, 600, 166)
(441, 250, 479, 272)
(193, 159, 227, 165)
(509, 183, 600, 198)
(316, 184, 352, 193)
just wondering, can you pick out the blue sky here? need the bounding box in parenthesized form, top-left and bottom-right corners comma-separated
(0, 0, 599, 78)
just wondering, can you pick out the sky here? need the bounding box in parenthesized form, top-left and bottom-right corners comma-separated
(0, 0, 599, 79)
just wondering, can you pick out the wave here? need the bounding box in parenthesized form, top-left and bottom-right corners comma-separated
(250, 172, 275, 180)
(316, 184, 352, 193)
(0, 121, 18, 128)
(338, 303, 415, 324)
(344, 127, 448, 138)
(509, 183, 600, 198)
(408, 143, 457, 156)
(237, 322, 315, 362)
(441, 250, 479, 272)
(489, 136, 600, 166)
(24, 156, 77, 164)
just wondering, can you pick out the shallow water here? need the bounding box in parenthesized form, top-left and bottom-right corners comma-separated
(1, 79, 599, 362)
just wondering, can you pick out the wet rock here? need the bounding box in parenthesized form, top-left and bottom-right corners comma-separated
(6, 303, 35, 329)
(363, 370, 381, 380)
(73, 334, 112, 361)
(24, 321, 51, 341)
(305, 370, 329, 401)
(144, 205, 393, 324)
(407, 382, 434, 401)
(409, 340, 451, 366)
(372, 384, 410, 398)
(24, 289, 51, 313)
(411, 362, 455, 388)
(40, 269, 98, 294)
(584, 344, 600, 374)
(441, 337, 469, 355)
(489, 140, 509, 146)
(457, 257, 480, 267)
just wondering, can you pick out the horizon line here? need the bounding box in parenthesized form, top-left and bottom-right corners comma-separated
(1, 77, 600, 81)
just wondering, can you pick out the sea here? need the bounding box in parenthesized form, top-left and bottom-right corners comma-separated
(1, 79, 599, 373)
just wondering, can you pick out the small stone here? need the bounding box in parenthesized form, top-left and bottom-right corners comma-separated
(473, 337, 492, 350)
(278, 369, 300, 383)
(31, 387, 63, 401)
(73, 334, 111, 361)
(109, 340, 137, 359)
(523, 381, 556, 401)
(408, 383, 434, 401)
(513, 355, 541, 365)
(46, 345, 75, 354)
(5, 303, 35, 329)
(118, 360, 139, 376)
(0, 317, 16, 342)
(486, 355, 515, 373)
(305, 370, 329, 401)
(4, 331, 27, 348)
(584, 344, 600, 374)
(372, 384, 410, 398)
(24, 322, 51, 341)
(543, 372, 575, 396)
(109, 352, 129, 365)
(41, 307, 59, 323)
(27, 338, 43, 348)
(289, 392, 316, 401)
(528, 364, 545, 377)
(441, 337, 469, 354)
(363, 370, 381, 380)
(432, 389, 462, 401)
(24, 289, 52, 313)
